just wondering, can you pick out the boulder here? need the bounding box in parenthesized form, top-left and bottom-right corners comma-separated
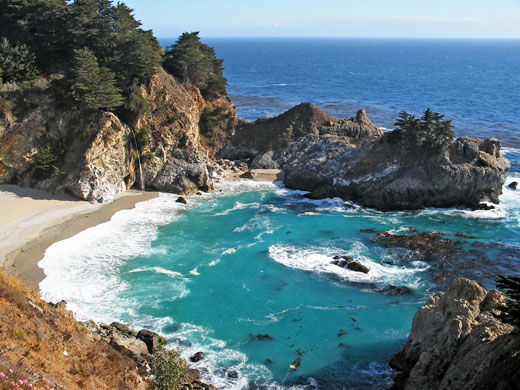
(190, 351, 204, 362)
(176, 196, 187, 204)
(390, 278, 520, 390)
(137, 329, 165, 354)
(332, 256, 370, 274)
(240, 170, 257, 179)
(109, 332, 149, 361)
(509, 181, 518, 190)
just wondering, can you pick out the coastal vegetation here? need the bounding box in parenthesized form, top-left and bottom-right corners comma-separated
(391, 108, 455, 149)
(0, 0, 162, 113)
(163, 32, 227, 97)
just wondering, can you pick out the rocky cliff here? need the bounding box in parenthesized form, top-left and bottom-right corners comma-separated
(390, 278, 520, 390)
(0, 68, 235, 202)
(223, 104, 510, 210)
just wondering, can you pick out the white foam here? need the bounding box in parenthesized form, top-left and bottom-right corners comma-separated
(222, 248, 237, 255)
(129, 267, 183, 278)
(38, 179, 279, 323)
(268, 244, 428, 288)
(208, 259, 221, 267)
(189, 267, 201, 276)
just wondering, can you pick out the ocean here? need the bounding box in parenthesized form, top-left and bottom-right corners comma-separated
(40, 39, 520, 389)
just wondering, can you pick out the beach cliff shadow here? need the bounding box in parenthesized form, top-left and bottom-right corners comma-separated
(0, 184, 81, 202)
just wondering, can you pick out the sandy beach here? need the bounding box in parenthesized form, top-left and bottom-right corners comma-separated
(0, 184, 158, 291)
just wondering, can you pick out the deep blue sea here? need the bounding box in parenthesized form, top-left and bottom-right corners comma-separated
(40, 39, 520, 389)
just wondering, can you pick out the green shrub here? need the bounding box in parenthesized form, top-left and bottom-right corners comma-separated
(394, 108, 454, 150)
(150, 348, 188, 390)
(34, 144, 61, 179)
(0, 38, 39, 84)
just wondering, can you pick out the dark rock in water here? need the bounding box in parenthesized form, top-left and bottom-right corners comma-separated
(508, 181, 517, 190)
(264, 359, 273, 365)
(137, 329, 165, 354)
(332, 255, 370, 274)
(250, 333, 274, 341)
(376, 231, 460, 262)
(337, 329, 348, 337)
(196, 191, 203, 195)
(190, 351, 204, 362)
(338, 343, 351, 349)
(360, 228, 378, 234)
(472, 203, 495, 210)
(176, 196, 187, 204)
(382, 285, 414, 295)
(227, 369, 239, 379)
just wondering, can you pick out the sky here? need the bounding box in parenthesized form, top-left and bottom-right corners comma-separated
(122, 0, 520, 39)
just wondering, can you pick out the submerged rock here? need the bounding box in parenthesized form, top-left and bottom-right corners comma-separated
(390, 278, 520, 390)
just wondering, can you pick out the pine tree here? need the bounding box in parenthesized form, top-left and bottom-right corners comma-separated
(0, 38, 39, 83)
(163, 32, 227, 96)
(70, 47, 123, 111)
(393, 108, 454, 149)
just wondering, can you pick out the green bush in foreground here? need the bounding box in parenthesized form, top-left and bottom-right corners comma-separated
(150, 347, 188, 390)
(496, 275, 520, 328)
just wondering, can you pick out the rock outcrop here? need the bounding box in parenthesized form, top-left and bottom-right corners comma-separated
(390, 278, 520, 390)
(224, 104, 509, 210)
(0, 68, 236, 202)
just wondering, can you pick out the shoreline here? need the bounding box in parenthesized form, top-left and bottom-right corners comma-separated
(1, 187, 159, 292)
(1, 172, 281, 293)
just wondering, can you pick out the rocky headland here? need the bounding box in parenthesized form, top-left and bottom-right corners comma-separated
(390, 278, 520, 390)
(222, 103, 510, 210)
(1, 80, 510, 211)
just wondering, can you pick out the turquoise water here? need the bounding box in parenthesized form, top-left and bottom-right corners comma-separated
(39, 159, 520, 389)
(38, 38, 520, 389)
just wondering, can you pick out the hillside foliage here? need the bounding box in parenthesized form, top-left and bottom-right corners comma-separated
(0, 0, 162, 111)
(163, 32, 227, 97)
(393, 108, 455, 149)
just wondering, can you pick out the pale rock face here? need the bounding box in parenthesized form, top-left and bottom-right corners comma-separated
(390, 278, 520, 390)
(67, 113, 131, 202)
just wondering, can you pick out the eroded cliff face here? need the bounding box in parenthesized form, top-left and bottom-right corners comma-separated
(390, 278, 520, 390)
(135, 68, 236, 194)
(0, 86, 133, 202)
(0, 68, 236, 202)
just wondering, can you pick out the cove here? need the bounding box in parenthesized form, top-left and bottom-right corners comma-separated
(39, 172, 520, 389)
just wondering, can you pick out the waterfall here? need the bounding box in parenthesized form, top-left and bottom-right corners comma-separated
(129, 127, 145, 191)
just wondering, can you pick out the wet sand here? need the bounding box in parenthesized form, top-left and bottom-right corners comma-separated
(0, 185, 158, 291)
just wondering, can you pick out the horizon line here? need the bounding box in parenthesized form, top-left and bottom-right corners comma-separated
(156, 35, 520, 40)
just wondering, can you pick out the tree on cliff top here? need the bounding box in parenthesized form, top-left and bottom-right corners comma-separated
(394, 108, 455, 150)
(70, 48, 123, 111)
(163, 32, 227, 97)
(497, 275, 520, 328)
